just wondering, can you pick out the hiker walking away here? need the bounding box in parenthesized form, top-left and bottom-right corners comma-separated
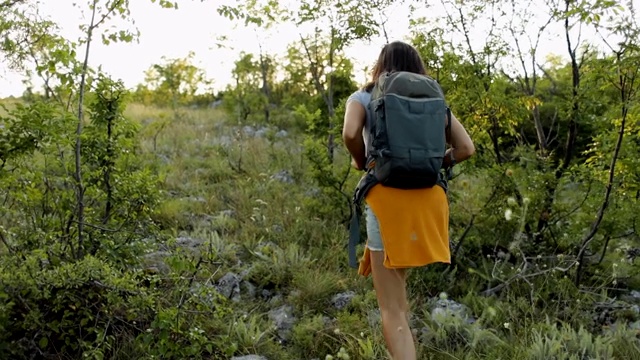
(342, 41, 475, 359)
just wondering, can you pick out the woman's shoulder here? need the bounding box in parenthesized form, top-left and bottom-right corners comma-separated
(347, 89, 371, 106)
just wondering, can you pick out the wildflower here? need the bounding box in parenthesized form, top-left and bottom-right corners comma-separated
(503, 322, 510, 329)
(333, 328, 341, 334)
(523, 197, 530, 205)
(505, 209, 513, 221)
(338, 347, 350, 359)
(326, 355, 334, 360)
(505, 169, 514, 177)
(439, 292, 448, 300)
(507, 197, 517, 206)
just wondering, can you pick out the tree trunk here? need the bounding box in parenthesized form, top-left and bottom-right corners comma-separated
(75, 0, 98, 259)
(326, 32, 336, 163)
(258, 44, 271, 124)
(534, 1, 580, 244)
(103, 105, 114, 225)
(575, 48, 636, 286)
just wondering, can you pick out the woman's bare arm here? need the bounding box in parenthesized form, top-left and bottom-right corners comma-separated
(342, 100, 367, 170)
(443, 112, 475, 167)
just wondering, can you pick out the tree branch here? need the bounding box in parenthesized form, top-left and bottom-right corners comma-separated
(0, 0, 24, 10)
(575, 49, 635, 286)
(0, 227, 15, 254)
(74, 0, 100, 259)
(298, 33, 329, 105)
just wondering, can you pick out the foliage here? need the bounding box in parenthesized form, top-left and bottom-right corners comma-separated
(133, 52, 211, 109)
(2, 0, 640, 358)
(222, 52, 273, 124)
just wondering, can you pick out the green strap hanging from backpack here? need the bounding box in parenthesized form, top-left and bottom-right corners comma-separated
(347, 173, 378, 268)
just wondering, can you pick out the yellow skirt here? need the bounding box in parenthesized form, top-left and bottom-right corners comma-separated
(358, 183, 451, 277)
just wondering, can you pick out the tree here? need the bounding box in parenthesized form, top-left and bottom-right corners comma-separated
(293, 0, 399, 161)
(574, 0, 640, 286)
(280, 36, 357, 133)
(135, 51, 209, 109)
(2, 0, 179, 258)
(505, 0, 554, 156)
(217, 0, 284, 124)
(218, 0, 397, 161)
(223, 52, 272, 123)
(71, 0, 178, 258)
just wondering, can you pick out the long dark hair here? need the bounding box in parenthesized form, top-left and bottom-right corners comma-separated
(363, 41, 428, 92)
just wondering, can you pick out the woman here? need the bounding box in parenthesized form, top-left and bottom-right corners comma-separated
(342, 41, 475, 359)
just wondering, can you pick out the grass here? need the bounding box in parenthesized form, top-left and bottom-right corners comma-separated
(123, 103, 640, 359)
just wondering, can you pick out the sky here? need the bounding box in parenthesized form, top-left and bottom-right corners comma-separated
(0, 0, 618, 98)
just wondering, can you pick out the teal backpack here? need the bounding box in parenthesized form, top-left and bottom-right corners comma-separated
(348, 71, 453, 268)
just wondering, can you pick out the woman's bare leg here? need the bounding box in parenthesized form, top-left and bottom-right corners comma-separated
(370, 251, 416, 360)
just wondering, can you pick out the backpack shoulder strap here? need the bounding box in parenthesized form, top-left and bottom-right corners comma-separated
(446, 107, 452, 141)
(444, 107, 456, 181)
